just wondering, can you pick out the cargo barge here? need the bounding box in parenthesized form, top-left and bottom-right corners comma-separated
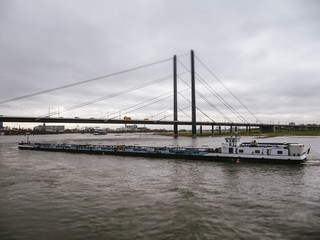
(18, 137, 309, 164)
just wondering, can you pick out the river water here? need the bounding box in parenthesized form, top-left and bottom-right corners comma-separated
(1, 133, 320, 240)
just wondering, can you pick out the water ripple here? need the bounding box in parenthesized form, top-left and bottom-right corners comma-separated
(1, 135, 320, 239)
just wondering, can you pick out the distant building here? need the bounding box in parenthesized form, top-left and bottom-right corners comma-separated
(34, 125, 65, 132)
(125, 124, 138, 131)
(289, 122, 296, 126)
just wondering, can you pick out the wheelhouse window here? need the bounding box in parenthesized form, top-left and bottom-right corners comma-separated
(277, 151, 283, 155)
(239, 149, 244, 153)
(255, 150, 260, 154)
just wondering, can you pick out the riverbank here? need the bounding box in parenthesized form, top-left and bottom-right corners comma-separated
(158, 129, 320, 137)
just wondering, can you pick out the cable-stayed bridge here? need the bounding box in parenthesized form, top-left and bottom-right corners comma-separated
(0, 50, 309, 136)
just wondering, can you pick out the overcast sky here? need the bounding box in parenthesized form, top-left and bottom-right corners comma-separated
(1, 0, 319, 128)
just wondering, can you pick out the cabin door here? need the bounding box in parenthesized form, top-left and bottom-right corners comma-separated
(229, 148, 233, 154)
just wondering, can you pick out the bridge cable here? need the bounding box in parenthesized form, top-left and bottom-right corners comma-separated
(100, 71, 189, 120)
(177, 76, 213, 121)
(102, 92, 173, 121)
(0, 57, 172, 105)
(151, 107, 173, 120)
(36, 74, 172, 120)
(195, 55, 263, 124)
(176, 85, 217, 123)
(144, 88, 191, 121)
(102, 87, 190, 121)
(177, 74, 232, 123)
(156, 105, 190, 122)
(177, 60, 242, 123)
(177, 106, 192, 120)
(197, 75, 249, 124)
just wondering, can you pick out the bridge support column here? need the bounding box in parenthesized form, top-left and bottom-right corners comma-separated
(230, 125, 233, 133)
(173, 55, 178, 138)
(218, 126, 221, 134)
(260, 125, 275, 133)
(0, 122, 4, 135)
(212, 125, 214, 135)
(191, 50, 197, 137)
(200, 125, 202, 135)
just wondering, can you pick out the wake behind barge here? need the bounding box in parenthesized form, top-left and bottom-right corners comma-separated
(18, 137, 308, 164)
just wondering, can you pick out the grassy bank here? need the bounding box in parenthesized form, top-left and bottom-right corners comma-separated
(261, 129, 320, 137)
(157, 129, 320, 137)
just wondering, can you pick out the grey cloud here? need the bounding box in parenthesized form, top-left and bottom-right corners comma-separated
(0, 0, 319, 125)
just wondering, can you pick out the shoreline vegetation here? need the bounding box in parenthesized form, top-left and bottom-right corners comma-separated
(158, 129, 320, 137)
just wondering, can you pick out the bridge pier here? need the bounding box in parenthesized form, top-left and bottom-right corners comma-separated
(260, 125, 275, 133)
(0, 122, 4, 135)
(212, 125, 214, 135)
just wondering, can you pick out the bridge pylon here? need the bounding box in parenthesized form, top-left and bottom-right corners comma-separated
(173, 55, 178, 138)
(173, 50, 197, 137)
(191, 50, 197, 137)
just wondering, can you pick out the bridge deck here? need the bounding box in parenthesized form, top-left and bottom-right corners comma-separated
(0, 115, 269, 127)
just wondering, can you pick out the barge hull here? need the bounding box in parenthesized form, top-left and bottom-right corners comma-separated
(18, 144, 306, 164)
